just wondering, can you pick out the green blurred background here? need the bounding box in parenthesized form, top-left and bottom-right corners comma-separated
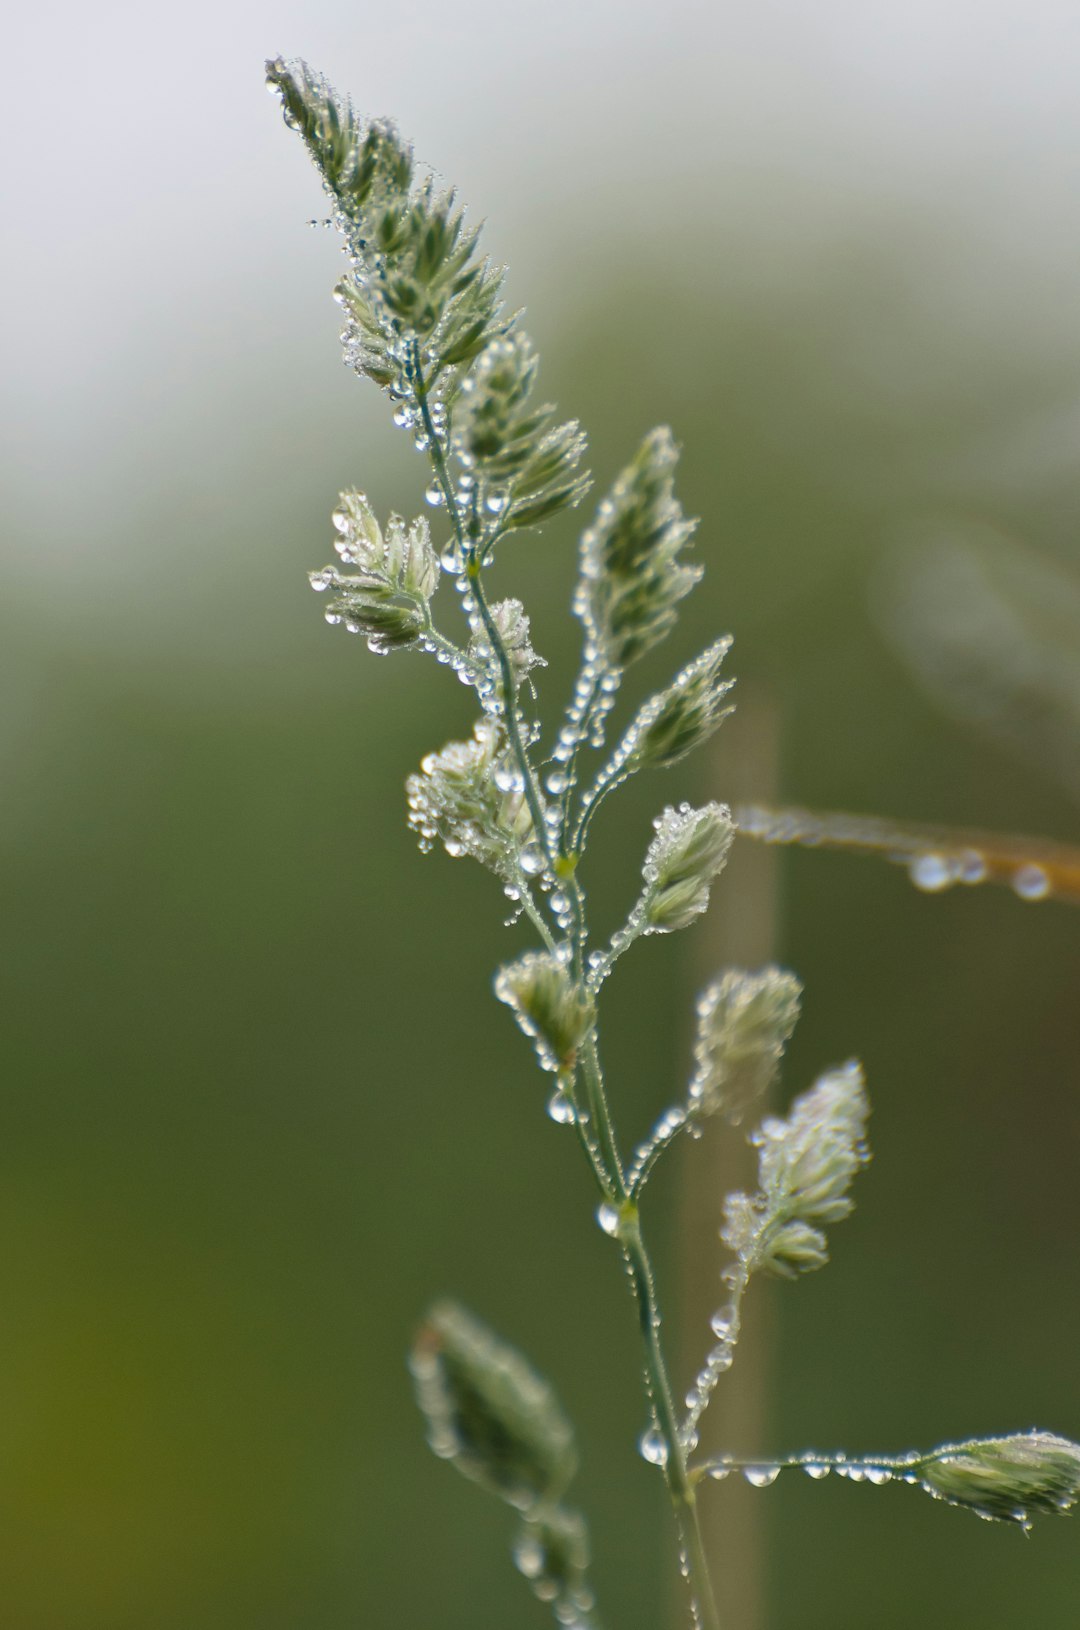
(5, 3, 1080, 1625)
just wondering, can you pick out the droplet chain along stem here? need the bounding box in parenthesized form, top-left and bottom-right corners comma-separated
(690, 1449, 931, 1487)
(619, 1203, 722, 1630)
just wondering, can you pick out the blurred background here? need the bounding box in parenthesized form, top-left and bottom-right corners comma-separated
(5, 2, 1080, 1625)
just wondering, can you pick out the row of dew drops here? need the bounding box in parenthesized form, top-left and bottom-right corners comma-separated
(740, 809, 1060, 903)
(909, 849, 1051, 901)
(637, 1442, 1038, 1524)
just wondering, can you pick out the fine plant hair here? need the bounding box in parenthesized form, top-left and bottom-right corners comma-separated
(266, 59, 1080, 1630)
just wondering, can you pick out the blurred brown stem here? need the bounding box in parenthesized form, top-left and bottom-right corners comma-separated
(675, 690, 780, 1630)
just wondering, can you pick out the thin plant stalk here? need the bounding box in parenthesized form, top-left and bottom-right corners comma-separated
(676, 696, 780, 1630)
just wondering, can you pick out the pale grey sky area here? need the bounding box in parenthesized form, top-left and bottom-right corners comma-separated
(6, 0, 1080, 590)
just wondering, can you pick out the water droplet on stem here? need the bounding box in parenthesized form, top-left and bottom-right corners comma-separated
(639, 1426, 668, 1467)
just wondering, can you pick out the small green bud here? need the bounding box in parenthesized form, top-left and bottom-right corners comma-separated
(406, 720, 532, 873)
(495, 952, 595, 1072)
(723, 1061, 870, 1279)
(760, 1218, 829, 1278)
(328, 493, 439, 593)
(641, 803, 735, 934)
(313, 494, 440, 653)
(689, 967, 802, 1123)
(266, 59, 412, 223)
(468, 598, 544, 691)
(758, 1062, 870, 1230)
(331, 490, 383, 556)
(332, 275, 397, 387)
(458, 333, 538, 463)
(410, 1301, 577, 1512)
(623, 638, 735, 773)
(575, 426, 702, 668)
(324, 592, 424, 651)
(919, 1432, 1080, 1526)
(453, 334, 590, 539)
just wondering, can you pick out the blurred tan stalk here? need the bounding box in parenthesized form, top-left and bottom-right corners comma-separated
(675, 691, 779, 1630)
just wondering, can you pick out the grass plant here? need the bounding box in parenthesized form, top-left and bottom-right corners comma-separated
(266, 58, 1080, 1630)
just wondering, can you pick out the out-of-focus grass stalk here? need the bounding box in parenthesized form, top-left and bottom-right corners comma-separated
(677, 693, 779, 1630)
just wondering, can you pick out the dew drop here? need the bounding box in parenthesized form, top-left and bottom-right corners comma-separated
(865, 1467, 892, 1485)
(545, 771, 569, 795)
(803, 1461, 830, 1480)
(708, 1459, 732, 1481)
(513, 1533, 544, 1579)
(909, 853, 955, 893)
(1013, 863, 1050, 901)
(324, 612, 342, 625)
(547, 1089, 575, 1125)
(520, 842, 546, 876)
(709, 1305, 735, 1340)
(959, 849, 987, 884)
(424, 483, 445, 508)
(494, 762, 525, 794)
(596, 1202, 620, 1237)
(743, 1464, 780, 1488)
(638, 1426, 668, 1467)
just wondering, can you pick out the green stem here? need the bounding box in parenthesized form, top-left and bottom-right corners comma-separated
(620, 1208, 722, 1630)
(578, 1031, 626, 1197)
(556, 665, 606, 848)
(411, 348, 553, 874)
(558, 1065, 615, 1200)
(417, 604, 472, 673)
(576, 1028, 720, 1629)
(517, 889, 558, 954)
(471, 562, 552, 860)
(571, 766, 632, 856)
(627, 1109, 690, 1199)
